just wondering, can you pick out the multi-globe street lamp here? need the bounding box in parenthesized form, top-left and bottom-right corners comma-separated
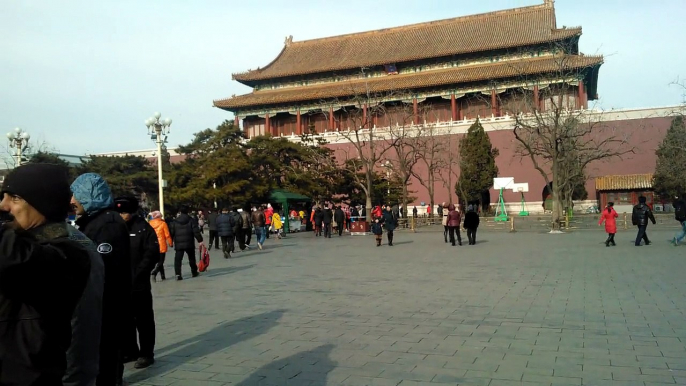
(145, 112, 171, 218)
(6, 127, 30, 167)
(381, 160, 392, 196)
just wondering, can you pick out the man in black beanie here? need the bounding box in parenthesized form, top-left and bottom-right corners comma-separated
(71, 173, 131, 386)
(0, 163, 91, 384)
(114, 196, 159, 369)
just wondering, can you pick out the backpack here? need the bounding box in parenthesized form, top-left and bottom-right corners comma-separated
(675, 201, 686, 222)
(197, 243, 210, 272)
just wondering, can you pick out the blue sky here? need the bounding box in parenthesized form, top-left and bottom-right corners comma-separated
(1, 0, 684, 155)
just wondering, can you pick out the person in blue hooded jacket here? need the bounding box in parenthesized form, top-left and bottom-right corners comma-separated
(71, 173, 131, 386)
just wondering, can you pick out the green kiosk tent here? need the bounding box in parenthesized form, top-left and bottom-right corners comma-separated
(269, 189, 312, 233)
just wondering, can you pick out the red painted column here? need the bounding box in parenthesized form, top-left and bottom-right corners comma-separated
(450, 94, 457, 121)
(234, 115, 239, 127)
(491, 90, 498, 117)
(296, 109, 301, 135)
(363, 104, 367, 128)
(329, 106, 334, 130)
(413, 98, 419, 125)
(265, 113, 271, 136)
(578, 81, 586, 109)
(533, 86, 540, 112)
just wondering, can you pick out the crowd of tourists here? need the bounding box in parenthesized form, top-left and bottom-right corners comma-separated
(0, 164, 296, 385)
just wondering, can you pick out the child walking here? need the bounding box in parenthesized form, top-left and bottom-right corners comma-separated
(371, 218, 383, 246)
(598, 201, 618, 247)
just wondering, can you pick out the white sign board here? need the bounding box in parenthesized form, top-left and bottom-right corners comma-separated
(511, 183, 529, 193)
(493, 177, 514, 190)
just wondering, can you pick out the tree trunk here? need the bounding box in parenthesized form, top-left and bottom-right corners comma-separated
(365, 167, 373, 223)
(402, 180, 409, 219)
(447, 167, 453, 205)
(552, 184, 563, 231)
(428, 172, 436, 217)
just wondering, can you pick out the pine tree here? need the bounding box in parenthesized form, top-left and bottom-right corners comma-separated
(455, 119, 499, 209)
(654, 115, 686, 198)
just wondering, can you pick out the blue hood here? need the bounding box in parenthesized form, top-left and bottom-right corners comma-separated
(71, 173, 114, 215)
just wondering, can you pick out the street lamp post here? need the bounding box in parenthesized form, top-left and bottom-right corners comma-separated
(213, 182, 217, 209)
(382, 160, 392, 198)
(6, 128, 30, 167)
(145, 112, 172, 218)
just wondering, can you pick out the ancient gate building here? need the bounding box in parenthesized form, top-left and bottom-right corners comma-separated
(213, 0, 678, 213)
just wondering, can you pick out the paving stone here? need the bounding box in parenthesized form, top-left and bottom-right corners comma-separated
(123, 230, 686, 385)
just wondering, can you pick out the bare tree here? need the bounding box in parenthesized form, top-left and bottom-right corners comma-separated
(325, 74, 409, 221)
(411, 108, 448, 217)
(508, 53, 635, 231)
(386, 102, 422, 216)
(437, 124, 461, 206)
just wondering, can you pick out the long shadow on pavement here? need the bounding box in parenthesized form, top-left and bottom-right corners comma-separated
(392, 240, 414, 245)
(237, 344, 336, 386)
(204, 264, 256, 278)
(125, 309, 286, 384)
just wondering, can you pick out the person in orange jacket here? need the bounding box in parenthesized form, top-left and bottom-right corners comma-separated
(149, 211, 173, 281)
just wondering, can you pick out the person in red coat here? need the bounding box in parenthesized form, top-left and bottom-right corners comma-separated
(598, 201, 618, 247)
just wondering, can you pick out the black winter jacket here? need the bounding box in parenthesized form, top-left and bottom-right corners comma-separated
(632, 203, 656, 227)
(206, 212, 219, 231)
(381, 211, 397, 231)
(230, 212, 243, 234)
(126, 215, 160, 292)
(63, 225, 104, 386)
(0, 222, 91, 385)
(313, 209, 324, 224)
(334, 208, 345, 224)
(322, 209, 333, 224)
(216, 213, 235, 237)
(171, 213, 203, 250)
(464, 211, 480, 229)
(75, 209, 132, 318)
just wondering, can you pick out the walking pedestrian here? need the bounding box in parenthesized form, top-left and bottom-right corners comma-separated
(322, 206, 333, 238)
(446, 204, 462, 246)
(71, 172, 132, 386)
(231, 207, 244, 251)
(264, 204, 274, 239)
(313, 206, 323, 236)
(463, 205, 480, 245)
(240, 207, 252, 249)
(115, 197, 159, 369)
(381, 205, 397, 246)
(0, 164, 92, 385)
(251, 205, 267, 250)
(371, 218, 383, 246)
(598, 202, 618, 247)
(149, 211, 172, 281)
(272, 211, 284, 238)
(334, 205, 345, 236)
(672, 196, 686, 246)
(216, 208, 235, 258)
(170, 205, 204, 280)
(206, 210, 219, 250)
(441, 202, 449, 243)
(632, 196, 656, 246)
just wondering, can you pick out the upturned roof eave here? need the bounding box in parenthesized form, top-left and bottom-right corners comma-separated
(231, 32, 582, 86)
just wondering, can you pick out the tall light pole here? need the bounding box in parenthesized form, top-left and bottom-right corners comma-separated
(213, 182, 217, 209)
(145, 112, 171, 218)
(382, 160, 392, 198)
(6, 127, 30, 167)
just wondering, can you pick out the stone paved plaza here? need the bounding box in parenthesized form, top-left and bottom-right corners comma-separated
(125, 227, 686, 386)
